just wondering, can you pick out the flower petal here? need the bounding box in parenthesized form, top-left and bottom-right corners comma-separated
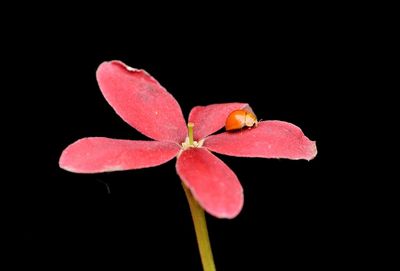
(176, 148, 243, 219)
(205, 121, 317, 160)
(188, 103, 249, 140)
(59, 137, 180, 173)
(96, 61, 187, 142)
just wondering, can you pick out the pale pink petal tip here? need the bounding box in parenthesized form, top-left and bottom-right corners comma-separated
(59, 137, 180, 173)
(176, 148, 244, 219)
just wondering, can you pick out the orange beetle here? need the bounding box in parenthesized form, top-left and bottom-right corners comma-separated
(225, 109, 258, 131)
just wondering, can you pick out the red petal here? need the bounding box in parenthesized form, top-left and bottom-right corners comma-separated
(59, 137, 180, 173)
(96, 61, 187, 142)
(188, 103, 248, 140)
(176, 148, 243, 219)
(205, 121, 317, 160)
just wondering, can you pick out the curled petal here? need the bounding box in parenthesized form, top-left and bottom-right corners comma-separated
(188, 103, 248, 140)
(96, 61, 187, 142)
(59, 137, 180, 173)
(176, 148, 243, 219)
(205, 121, 317, 160)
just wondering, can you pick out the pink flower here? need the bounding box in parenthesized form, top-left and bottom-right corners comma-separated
(59, 60, 317, 219)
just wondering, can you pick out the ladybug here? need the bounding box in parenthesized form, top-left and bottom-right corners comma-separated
(225, 109, 258, 131)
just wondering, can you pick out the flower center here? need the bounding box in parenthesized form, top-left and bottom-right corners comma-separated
(181, 122, 204, 150)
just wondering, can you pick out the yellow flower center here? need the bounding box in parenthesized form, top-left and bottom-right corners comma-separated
(179, 122, 204, 154)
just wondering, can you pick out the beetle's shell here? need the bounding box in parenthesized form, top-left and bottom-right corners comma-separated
(225, 109, 258, 131)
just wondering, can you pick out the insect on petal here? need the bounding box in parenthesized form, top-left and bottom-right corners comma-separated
(188, 103, 249, 140)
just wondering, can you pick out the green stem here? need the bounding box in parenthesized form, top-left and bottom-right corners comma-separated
(182, 182, 216, 271)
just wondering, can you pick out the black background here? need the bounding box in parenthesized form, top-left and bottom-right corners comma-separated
(11, 8, 368, 270)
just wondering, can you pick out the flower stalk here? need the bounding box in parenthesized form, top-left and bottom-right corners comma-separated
(182, 182, 216, 271)
(181, 122, 216, 271)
